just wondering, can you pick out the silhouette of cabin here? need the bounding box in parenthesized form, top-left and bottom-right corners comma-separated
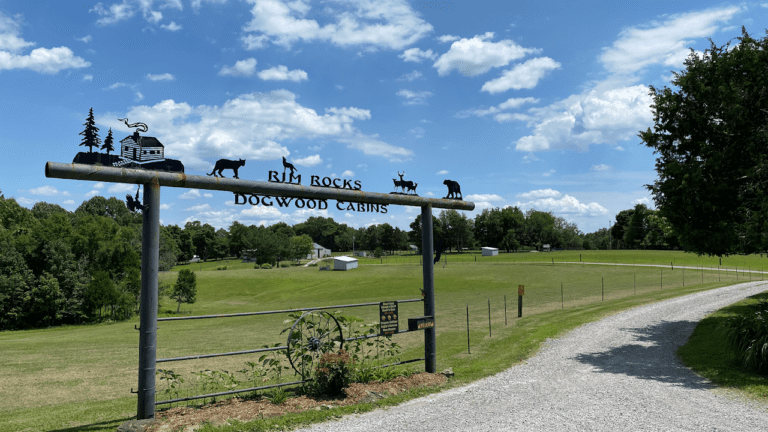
(119, 131, 165, 164)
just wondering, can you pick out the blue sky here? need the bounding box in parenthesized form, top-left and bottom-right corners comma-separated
(1, 0, 766, 234)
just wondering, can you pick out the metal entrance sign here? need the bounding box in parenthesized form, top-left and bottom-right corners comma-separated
(45, 117, 473, 420)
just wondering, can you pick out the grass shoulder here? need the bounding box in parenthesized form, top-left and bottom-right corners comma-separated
(677, 291, 768, 404)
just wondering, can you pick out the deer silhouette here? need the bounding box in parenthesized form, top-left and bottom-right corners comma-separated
(406, 182, 418, 195)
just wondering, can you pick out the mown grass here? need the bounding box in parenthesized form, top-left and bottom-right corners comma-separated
(0, 252, 757, 432)
(677, 291, 768, 403)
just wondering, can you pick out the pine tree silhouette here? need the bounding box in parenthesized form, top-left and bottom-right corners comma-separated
(79, 107, 101, 153)
(101, 128, 114, 155)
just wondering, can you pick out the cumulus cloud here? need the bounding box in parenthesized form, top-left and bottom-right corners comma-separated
(83, 74, 93, 81)
(517, 189, 561, 199)
(433, 32, 538, 77)
(179, 189, 202, 199)
(480, 57, 560, 93)
(147, 72, 175, 81)
(455, 97, 538, 122)
(0, 11, 90, 74)
(513, 6, 741, 153)
(515, 194, 608, 216)
(396, 89, 432, 105)
(91, 0, 183, 26)
(466, 194, 504, 202)
(437, 34, 459, 43)
(632, 197, 652, 206)
(257, 65, 308, 82)
(399, 47, 437, 62)
(161, 21, 182, 31)
(219, 58, 257, 77)
(107, 184, 135, 193)
(185, 203, 212, 212)
(293, 154, 322, 167)
(600, 6, 741, 76)
(341, 170, 354, 177)
(77, 35, 93, 43)
(26, 185, 70, 196)
(241, 0, 433, 50)
(591, 164, 610, 171)
(103, 89, 412, 168)
(436, 170, 449, 175)
(398, 70, 422, 81)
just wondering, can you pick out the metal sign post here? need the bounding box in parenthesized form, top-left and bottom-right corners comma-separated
(45, 162, 472, 419)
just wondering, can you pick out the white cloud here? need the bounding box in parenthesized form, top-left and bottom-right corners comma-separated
(85, 190, 99, 197)
(293, 154, 323, 167)
(456, 97, 539, 120)
(219, 58, 257, 77)
(466, 194, 504, 202)
(518, 189, 561, 199)
(16, 197, 37, 206)
(436, 170, 449, 175)
(83, 74, 93, 81)
(241, 205, 283, 218)
(107, 183, 135, 193)
(614, 146, 625, 151)
(106, 90, 412, 166)
(161, 21, 182, 31)
(341, 170, 354, 177)
(134, 91, 144, 102)
(437, 34, 459, 43)
(396, 89, 432, 105)
(94, 182, 105, 189)
(409, 127, 425, 138)
(147, 72, 175, 81)
(433, 32, 538, 77)
(0, 11, 90, 74)
(399, 47, 437, 62)
(543, 169, 555, 177)
(591, 164, 610, 171)
(204, 193, 213, 198)
(481, 57, 560, 94)
(185, 203, 211, 212)
(242, 0, 433, 50)
(398, 70, 422, 81)
(257, 65, 308, 82)
(63, 200, 75, 205)
(513, 6, 741, 153)
(179, 189, 202, 199)
(91, 0, 183, 26)
(77, 35, 93, 43)
(26, 185, 70, 196)
(106, 82, 127, 90)
(515, 194, 609, 216)
(632, 197, 652, 206)
(160, 203, 172, 210)
(600, 6, 741, 75)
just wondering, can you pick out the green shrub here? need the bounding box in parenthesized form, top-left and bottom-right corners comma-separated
(374, 246, 383, 258)
(253, 263, 260, 269)
(261, 263, 272, 269)
(216, 265, 227, 270)
(720, 299, 768, 373)
(312, 349, 353, 396)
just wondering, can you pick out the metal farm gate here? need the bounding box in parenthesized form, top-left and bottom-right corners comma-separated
(45, 162, 474, 419)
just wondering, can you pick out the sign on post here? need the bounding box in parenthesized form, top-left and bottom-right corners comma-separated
(379, 301, 399, 336)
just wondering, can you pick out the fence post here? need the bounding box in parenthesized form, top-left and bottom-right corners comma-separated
(420, 204, 436, 373)
(602, 276, 604, 301)
(504, 295, 507, 325)
(661, 269, 663, 290)
(683, 267, 685, 286)
(466, 304, 470, 354)
(634, 273, 636, 295)
(137, 179, 160, 420)
(488, 299, 491, 337)
(561, 282, 564, 309)
(736, 266, 738, 281)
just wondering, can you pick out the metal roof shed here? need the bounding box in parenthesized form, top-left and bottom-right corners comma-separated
(481, 247, 499, 256)
(333, 256, 358, 271)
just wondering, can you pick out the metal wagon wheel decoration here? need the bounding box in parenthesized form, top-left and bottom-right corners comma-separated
(285, 311, 345, 379)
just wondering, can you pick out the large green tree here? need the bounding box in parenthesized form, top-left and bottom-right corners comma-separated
(640, 28, 768, 256)
(171, 269, 197, 313)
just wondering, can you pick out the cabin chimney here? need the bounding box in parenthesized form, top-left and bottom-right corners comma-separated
(133, 130, 140, 142)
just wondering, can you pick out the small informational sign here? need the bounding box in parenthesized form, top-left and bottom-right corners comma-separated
(518, 285, 525, 296)
(408, 316, 435, 331)
(379, 301, 398, 336)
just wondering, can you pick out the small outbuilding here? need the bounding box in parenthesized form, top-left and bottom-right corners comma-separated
(333, 256, 358, 271)
(481, 247, 499, 257)
(542, 244, 551, 252)
(307, 243, 332, 259)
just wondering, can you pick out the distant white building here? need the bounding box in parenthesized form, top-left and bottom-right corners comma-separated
(333, 256, 358, 271)
(542, 244, 551, 252)
(307, 243, 332, 259)
(481, 247, 498, 257)
(409, 245, 419, 252)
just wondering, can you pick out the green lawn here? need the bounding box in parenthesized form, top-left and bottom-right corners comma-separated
(0, 251, 759, 432)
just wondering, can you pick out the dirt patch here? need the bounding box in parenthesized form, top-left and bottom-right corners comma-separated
(150, 373, 446, 431)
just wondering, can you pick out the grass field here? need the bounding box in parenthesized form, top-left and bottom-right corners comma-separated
(0, 250, 762, 431)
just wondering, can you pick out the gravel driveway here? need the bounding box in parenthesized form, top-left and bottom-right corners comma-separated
(297, 282, 768, 431)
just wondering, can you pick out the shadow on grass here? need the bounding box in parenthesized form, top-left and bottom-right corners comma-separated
(48, 415, 133, 432)
(572, 319, 717, 390)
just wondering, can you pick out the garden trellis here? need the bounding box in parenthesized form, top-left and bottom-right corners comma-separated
(45, 161, 474, 420)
